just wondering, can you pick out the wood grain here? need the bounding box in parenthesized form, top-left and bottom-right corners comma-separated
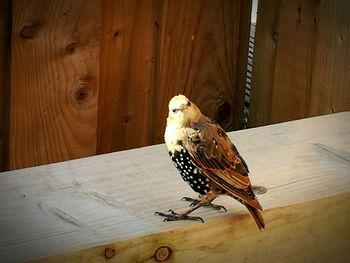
(155, 0, 251, 143)
(8, 0, 251, 167)
(0, 112, 349, 262)
(31, 193, 350, 263)
(250, 0, 350, 127)
(10, 0, 101, 169)
(0, 0, 10, 171)
(97, 0, 161, 153)
(249, 0, 279, 127)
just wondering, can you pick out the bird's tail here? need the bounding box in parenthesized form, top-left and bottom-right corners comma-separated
(245, 204, 265, 230)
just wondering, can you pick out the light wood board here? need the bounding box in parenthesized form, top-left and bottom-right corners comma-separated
(10, 0, 101, 169)
(0, 112, 349, 262)
(32, 192, 350, 263)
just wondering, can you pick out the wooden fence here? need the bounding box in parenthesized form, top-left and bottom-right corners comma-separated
(2, 0, 251, 170)
(1, 0, 349, 171)
(250, 0, 350, 126)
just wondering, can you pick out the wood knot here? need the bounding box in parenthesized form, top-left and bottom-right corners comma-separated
(64, 42, 78, 55)
(75, 87, 89, 102)
(104, 247, 115, 259)
(154, 246, 172, 262)
(20, 23, 41, 39)
(69, 76, 95, 106)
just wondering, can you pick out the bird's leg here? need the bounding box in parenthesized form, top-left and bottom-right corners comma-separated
(155, 192, 219, 222)
(181, 195, 227, 212)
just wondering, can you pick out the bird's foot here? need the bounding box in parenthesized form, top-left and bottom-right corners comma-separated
(181, 197, 227, 212)
(155, 209, 204, 223)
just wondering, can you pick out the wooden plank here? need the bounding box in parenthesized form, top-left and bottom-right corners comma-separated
(31, 192, 350, 263)
(249, 0, 279, 127)
(97, 0, 160, 153)
(10, 0, 101, 169)
(0, 112, 349, 262)
(250, 0, 350, 127)
(0, 0, 10, 171)
(155, 0, 251, 143)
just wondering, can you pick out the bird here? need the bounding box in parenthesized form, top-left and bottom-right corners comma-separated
(155, 94, 265, 230)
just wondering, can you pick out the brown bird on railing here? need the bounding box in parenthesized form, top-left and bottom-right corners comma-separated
(155, 94, 265, 230)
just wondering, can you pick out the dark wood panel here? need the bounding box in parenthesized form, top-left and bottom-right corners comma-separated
(250, 0, 350, 127)
(10, 0, 101, 169)
(0, 0, 11, 171)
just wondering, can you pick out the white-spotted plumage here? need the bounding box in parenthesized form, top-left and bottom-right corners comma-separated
(169, 146, 210, 195)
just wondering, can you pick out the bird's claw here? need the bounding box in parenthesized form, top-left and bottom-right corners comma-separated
(181, 197, 227, 212)
(208, 203, 227, 212)
(154, 210, 204, 223)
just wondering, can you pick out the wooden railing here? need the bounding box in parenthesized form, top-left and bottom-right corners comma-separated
(0, 112, 349, 262)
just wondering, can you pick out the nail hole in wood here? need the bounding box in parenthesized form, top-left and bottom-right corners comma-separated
(272, 32, 278, 41)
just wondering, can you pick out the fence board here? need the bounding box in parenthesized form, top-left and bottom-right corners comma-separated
(10, 0, 101, 169)
(250, 0, 350, 127)
(155, 0, 251, 142)
(97, 0, 161, 153)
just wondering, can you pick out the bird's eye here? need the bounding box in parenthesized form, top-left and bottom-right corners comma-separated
(172, 109, 177, 113)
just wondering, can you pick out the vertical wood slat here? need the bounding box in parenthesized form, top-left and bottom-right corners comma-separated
(10, 0, 101, 169)
(97, 0, 161, 153)
(0, 0, 11, 171)
(250, 0, 350, 127)
(155, 0, 251, 143)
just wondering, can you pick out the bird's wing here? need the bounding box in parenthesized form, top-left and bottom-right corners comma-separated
(187, 119, 262, 210)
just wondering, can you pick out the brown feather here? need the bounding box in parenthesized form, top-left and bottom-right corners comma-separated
(185, 116, 263, 211)
(245, 204, 265, 230)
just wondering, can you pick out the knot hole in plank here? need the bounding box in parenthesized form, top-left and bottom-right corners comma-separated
(64, 41, 78, 55)
(216, 101, 231, 125)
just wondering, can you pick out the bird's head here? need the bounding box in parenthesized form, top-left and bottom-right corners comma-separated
(167, 94, 201, 125)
